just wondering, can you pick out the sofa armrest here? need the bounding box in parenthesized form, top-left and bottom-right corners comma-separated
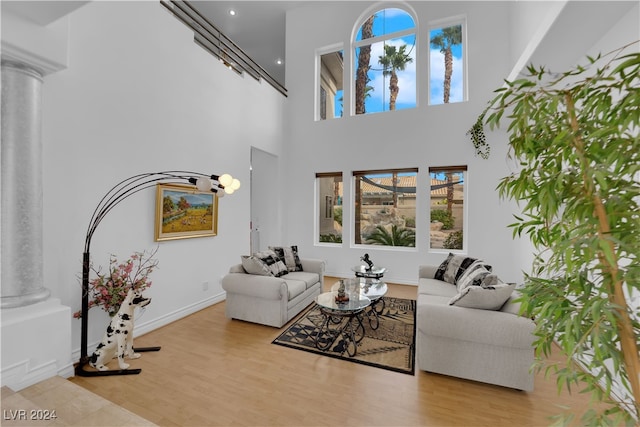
(221, 273, 287, 301)
(419, 265, 438, 280)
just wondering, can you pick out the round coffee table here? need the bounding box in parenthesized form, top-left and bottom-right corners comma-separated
(331, 278, 388, 329)
(314, 291, 371, 357)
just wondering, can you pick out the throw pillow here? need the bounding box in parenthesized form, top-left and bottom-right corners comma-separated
(241, 255, 272, 276)
(455, 262, 492, 291)
(449, 282, 516, 310)
(434, 253, 492, 285)
(269, 245, 304, 272)
(253, 250, 289, 277)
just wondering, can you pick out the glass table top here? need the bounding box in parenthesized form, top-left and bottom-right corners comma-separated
(331, 278, 388, 301)
(351, 265, 386, 278)
(316, 291, 371, 312)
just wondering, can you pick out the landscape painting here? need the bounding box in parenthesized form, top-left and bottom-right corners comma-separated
(155, 183, 218, 241)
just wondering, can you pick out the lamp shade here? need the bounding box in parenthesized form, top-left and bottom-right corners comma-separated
(219, 174, 233, 187)
(195, 177, 212, 192)
(230, 178, 241, 190)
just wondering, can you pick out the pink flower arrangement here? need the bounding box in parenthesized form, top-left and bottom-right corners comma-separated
(74, 248, 158, 318)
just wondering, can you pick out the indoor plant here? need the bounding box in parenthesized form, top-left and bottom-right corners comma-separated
(482, 43, 639, 425)
(74, 248, 158, 318)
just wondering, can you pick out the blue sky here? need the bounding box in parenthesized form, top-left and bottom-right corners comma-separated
(335, 9, 463, 115)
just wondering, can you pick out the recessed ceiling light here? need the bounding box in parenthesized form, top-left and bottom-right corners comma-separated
(228, 9, 237, 16)
(275, 58, 284, 65)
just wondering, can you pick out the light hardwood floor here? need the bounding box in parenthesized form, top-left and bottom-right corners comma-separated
(60, 278, 601, 426)
(0, 278, 597, 427)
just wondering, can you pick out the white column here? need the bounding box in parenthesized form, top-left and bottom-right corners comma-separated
(1, 59, 50, 308)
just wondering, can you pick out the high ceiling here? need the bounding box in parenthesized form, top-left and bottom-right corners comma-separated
(2, 1, 306, 87)
(190, 1, 307, 86)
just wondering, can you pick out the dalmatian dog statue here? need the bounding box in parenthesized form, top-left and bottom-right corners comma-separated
(89, 288, 151, 371)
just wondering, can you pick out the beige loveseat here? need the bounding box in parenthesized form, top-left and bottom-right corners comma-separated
(221, 258, 325, 328)
(417, 263, 536, 391)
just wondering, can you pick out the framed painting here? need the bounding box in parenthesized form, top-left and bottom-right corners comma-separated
(155, 183, 218, 241)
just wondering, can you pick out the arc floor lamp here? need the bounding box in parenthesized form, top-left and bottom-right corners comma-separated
(76, 170, 240, 377)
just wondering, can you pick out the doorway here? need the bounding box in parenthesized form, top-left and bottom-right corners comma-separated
(250, 147, 279, 253)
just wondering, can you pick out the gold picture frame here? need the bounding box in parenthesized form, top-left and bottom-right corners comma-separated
(154, 183, 218, 241)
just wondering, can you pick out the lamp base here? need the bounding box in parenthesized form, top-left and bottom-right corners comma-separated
(75, 346, 161, 377)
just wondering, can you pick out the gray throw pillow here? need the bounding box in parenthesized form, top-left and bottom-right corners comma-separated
(449, 282, 516, 310)
(241, 256, 272, 276)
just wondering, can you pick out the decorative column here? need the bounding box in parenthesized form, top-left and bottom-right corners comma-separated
(1, 59, 50, 308)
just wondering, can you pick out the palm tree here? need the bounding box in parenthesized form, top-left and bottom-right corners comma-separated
(355, 15, 374, 114)
(365, 225, 415, 247)
(378, 44, 413, 110)
(430, 25, 462, 104)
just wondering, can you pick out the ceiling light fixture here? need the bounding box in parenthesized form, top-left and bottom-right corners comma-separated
(275, 58, 284, 66)
(228, 9, 237, 16)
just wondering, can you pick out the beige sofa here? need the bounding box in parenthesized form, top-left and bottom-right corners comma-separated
(221, 258, 325, 328)
(417, 264, 535, 391)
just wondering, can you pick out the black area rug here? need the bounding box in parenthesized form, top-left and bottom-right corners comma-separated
(272, 296, 416, 375)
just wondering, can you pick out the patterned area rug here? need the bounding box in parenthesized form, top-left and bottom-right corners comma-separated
(272, 296, 416, 375)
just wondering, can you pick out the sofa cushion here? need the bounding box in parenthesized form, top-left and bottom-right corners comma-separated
(253, 250, 289, 277)
(449, 282, 516, 310)
(269, 246, 304, 272)
(283, 279, 307, 301)
(418, 278, 457, 297)
(434, 253, 492, 285)
(284, 271, 320, 290)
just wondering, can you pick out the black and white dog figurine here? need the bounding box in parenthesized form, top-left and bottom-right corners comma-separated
(89, 288, 151, 371)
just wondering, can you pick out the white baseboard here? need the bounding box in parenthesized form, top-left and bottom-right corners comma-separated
(70, 292, 226, 363)
(2, 359, 59, 391)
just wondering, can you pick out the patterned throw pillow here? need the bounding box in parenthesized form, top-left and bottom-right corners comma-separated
(434, 253, 492, 285)
(448, 282, 516, 310)
(455, 262, 492, 291)
(252, 250, 289, 277)
(269, 245, 304, 272)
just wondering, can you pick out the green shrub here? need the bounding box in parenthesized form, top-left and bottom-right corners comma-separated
(443, 230, 463, 250)
(430, 210, 454, 229)
(333, 207, 342, 226)
(319, 234, 342, 243)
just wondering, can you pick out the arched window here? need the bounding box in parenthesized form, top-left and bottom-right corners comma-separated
(353, 7, 416, 115)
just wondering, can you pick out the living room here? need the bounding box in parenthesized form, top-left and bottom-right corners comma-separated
(1, 0, 638, 425)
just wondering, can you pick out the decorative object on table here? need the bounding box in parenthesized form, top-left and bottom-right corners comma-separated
(89, 288, 151, 371)
(360, 253, 374, 271)
(78, 170, 240, 377)
(273, 296, 416, 375)
(155, 183, 220, 241)
(73, 248, 157, 319)
(335, 279, 349, 303)
(483, 43, 640, 424)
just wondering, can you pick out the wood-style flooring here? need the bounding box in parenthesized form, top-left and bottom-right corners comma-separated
(10, 278, 600, 426)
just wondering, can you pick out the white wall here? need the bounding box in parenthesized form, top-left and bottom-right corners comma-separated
(39, 1, 285, 358)
(281, 1, 638, 286)
(283, 1, 527, 285)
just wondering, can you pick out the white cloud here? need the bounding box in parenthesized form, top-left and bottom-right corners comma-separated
(365, 38, 417, 110)
(429, 47, 463, 105)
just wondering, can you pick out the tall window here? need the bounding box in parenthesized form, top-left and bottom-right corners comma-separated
(353, 168, 417, 247)
(429, 166, 466, 250)
(318, 48, 344, 120)
(317, 172, 343, 243)
(354, 8, 416, 115)
(429, 20, 466, 105)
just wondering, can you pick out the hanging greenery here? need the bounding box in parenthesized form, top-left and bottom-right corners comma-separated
(466, 111, 490, 159)
(484, 42, 640, 426)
